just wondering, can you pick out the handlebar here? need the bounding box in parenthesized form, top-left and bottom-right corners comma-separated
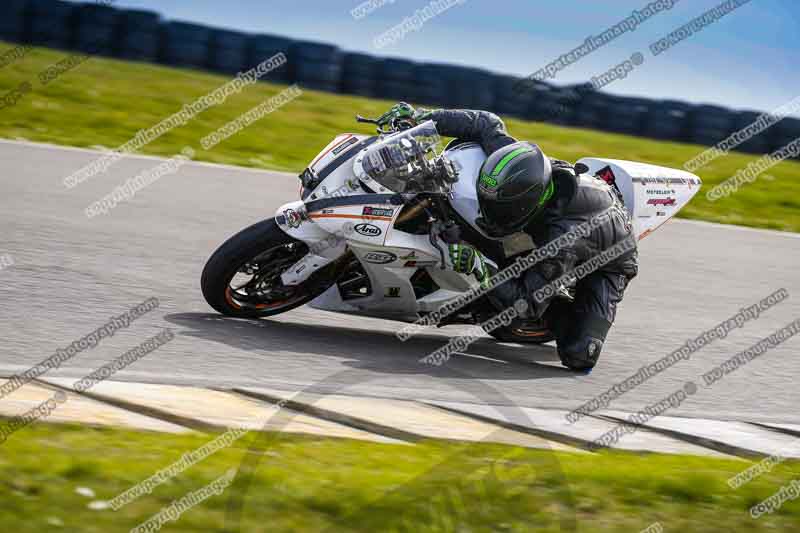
(356, 114, 391, 134)
(355, 114, 380, 125)
(355, 114, 416, 135)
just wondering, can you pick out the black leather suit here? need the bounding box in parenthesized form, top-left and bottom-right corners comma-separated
(426, 109, 639, 370)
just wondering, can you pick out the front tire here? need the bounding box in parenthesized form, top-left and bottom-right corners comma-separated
(201, 218, 332, 318)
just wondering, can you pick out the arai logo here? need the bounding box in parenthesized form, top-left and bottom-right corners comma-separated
(354, 223, 382, 237)
(363, 251, 397, 264)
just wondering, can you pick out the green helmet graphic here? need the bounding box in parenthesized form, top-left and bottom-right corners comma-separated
(476, 142, 555, 237)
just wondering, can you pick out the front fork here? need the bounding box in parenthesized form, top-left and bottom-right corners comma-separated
(275, 200, 347, 286)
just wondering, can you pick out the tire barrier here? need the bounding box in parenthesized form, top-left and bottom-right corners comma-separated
(643, 100, 693, 142)
(248, 34, 292, 81)
(531, 86, 576, 126)
(415, 63, 451, 107)
(492, 75, 535, 118)
(377, 58, 417, 102)
(441, 65, 495, 111)
(341, 53, 380, 97)
(0, 2, 785, 154)
(209, 29, 248, 74)
(160, 21, 212, 69)
(689, 104, 736, 147)
(289, 41, 342, 93)
(572, 92, 614, 131)
(28, 0, 75, 51)
(118, 9, 160, 62)
(733, 111, 773, 155)
(0, 0, 29, 43)
(770, 117, 800, 158)
(605, 96, 650, 137)
(75, 3, 120, 56)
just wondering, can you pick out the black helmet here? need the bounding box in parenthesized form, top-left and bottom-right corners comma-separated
(476, 141, 555, 237)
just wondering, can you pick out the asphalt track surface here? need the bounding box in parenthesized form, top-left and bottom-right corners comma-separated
(1, 140, 799, 425)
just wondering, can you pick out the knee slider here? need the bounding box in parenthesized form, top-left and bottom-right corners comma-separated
(559, 336, 604, 370)
(557, 313, 611, 371)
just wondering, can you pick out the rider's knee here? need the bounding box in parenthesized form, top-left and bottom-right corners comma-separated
(557, 313, 611, 371)
(558, 336, 604, 371)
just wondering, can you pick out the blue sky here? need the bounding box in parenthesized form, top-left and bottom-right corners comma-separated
(93, 0, 798, 114)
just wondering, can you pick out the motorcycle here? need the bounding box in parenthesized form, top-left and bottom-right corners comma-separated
(201, 113, 701, 343)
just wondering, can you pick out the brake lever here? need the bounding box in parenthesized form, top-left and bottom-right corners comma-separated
(355, 114, 379, 125)
(355, 115, 386, 134)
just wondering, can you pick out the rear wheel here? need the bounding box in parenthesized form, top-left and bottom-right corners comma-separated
(201, 218, 334, 318)
(489, 318, 555, 344)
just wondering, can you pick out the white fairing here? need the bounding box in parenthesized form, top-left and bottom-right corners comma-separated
(310, 134, 366, 177)
(270, 130, 702, 322)
(577, 158, 702, 240)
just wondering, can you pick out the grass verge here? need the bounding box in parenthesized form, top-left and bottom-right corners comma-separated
(1, 422, 799, 532)
(0, 42, 798, 232)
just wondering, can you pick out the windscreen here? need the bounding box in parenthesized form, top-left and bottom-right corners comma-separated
(354, 121, 445, 193)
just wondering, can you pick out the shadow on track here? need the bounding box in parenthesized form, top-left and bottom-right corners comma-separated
(164, 312, 580, 383)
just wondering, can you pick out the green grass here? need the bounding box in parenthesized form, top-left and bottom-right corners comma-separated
(1, 42, 798, 232)
(2, 422, 800, 532)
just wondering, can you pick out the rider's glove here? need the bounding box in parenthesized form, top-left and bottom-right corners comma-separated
(447, 243, 492, 289)
(377, 102, 432, 129)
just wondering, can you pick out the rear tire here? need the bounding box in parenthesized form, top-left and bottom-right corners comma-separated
(201, 218, 332, 318)
(489, 318, 555, 344)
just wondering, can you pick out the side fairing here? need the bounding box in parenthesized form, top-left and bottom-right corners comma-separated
(307, 200, 401, 246)
(302, 134, 373, 202)
(308, 134, 366, 179)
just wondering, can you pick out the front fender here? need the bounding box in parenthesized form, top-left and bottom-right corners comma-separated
(275, 200, 347, 285)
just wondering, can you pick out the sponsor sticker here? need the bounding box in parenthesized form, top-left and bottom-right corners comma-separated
(646, 197, 677, 207)
(354, 223, 382, 237)
(634, 177, 691, 185)
(362, 206, 395, 218)
(363, 251, 397, 264)
(480, 174, 498, 188)
(284, 208, 303, 228)
(332, 136, 358, 156)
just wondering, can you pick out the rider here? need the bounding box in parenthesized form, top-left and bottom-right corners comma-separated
(377, 103, 639, 371)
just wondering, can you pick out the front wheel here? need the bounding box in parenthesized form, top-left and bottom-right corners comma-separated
(201, 218, 333, 318)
